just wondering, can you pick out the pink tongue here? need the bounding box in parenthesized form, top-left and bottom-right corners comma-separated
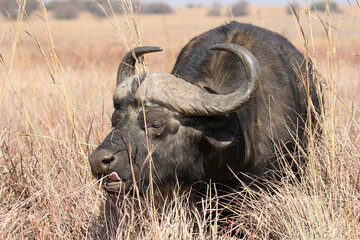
(108, 172, 121, 181)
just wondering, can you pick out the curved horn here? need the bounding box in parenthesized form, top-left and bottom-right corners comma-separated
(206, 43, 261, 113)
(116, 46, 163, 87)
(137, 43, 260, 116)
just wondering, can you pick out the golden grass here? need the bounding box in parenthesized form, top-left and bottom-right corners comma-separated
(0, 1, 359, 239)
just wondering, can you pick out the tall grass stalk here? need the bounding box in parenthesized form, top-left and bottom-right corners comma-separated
(1, 0, 46, 169)
(103, 0, 161, 236)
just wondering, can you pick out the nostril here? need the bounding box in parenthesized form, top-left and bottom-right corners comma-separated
(101, 155, 115, 165)
(88, 150, 116, 175)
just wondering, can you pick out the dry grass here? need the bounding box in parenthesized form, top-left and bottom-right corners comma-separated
(0, 1, 359, 239)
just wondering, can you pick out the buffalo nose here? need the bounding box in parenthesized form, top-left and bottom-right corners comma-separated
(88, 149, 116, 176)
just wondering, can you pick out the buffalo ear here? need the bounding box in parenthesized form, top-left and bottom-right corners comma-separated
(205, 136, 233, 148)
(203, 114, 240, 149)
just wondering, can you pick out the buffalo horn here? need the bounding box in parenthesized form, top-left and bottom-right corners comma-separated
(116, 46, 163, 87)
(137, 43, 260, 116)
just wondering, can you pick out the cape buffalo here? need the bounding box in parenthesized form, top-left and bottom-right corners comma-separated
(88, 21, 320, 195)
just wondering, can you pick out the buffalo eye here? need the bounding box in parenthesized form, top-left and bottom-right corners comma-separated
(137, 108, 169, 138)
(111, 110, 123, 127)
(147, 123, 163, 138)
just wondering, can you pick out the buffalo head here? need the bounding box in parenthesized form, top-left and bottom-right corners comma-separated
(88, 44, 260, 194)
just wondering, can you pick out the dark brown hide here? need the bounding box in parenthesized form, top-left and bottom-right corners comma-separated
(88, 21, 320, 194)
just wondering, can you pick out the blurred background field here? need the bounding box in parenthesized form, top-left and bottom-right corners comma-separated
(1, 3, 359, 107)
(1, 3, 360, 65)
(1, 3, 359, 96)
(0, 1, 359, 239)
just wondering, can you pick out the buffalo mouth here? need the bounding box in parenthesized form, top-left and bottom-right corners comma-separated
(101, 172, 132, 194)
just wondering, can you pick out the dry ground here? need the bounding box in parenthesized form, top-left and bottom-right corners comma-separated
(0, 3, 359, 239)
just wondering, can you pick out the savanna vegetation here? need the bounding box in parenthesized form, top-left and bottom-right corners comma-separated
(0, 0, 359, 239)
